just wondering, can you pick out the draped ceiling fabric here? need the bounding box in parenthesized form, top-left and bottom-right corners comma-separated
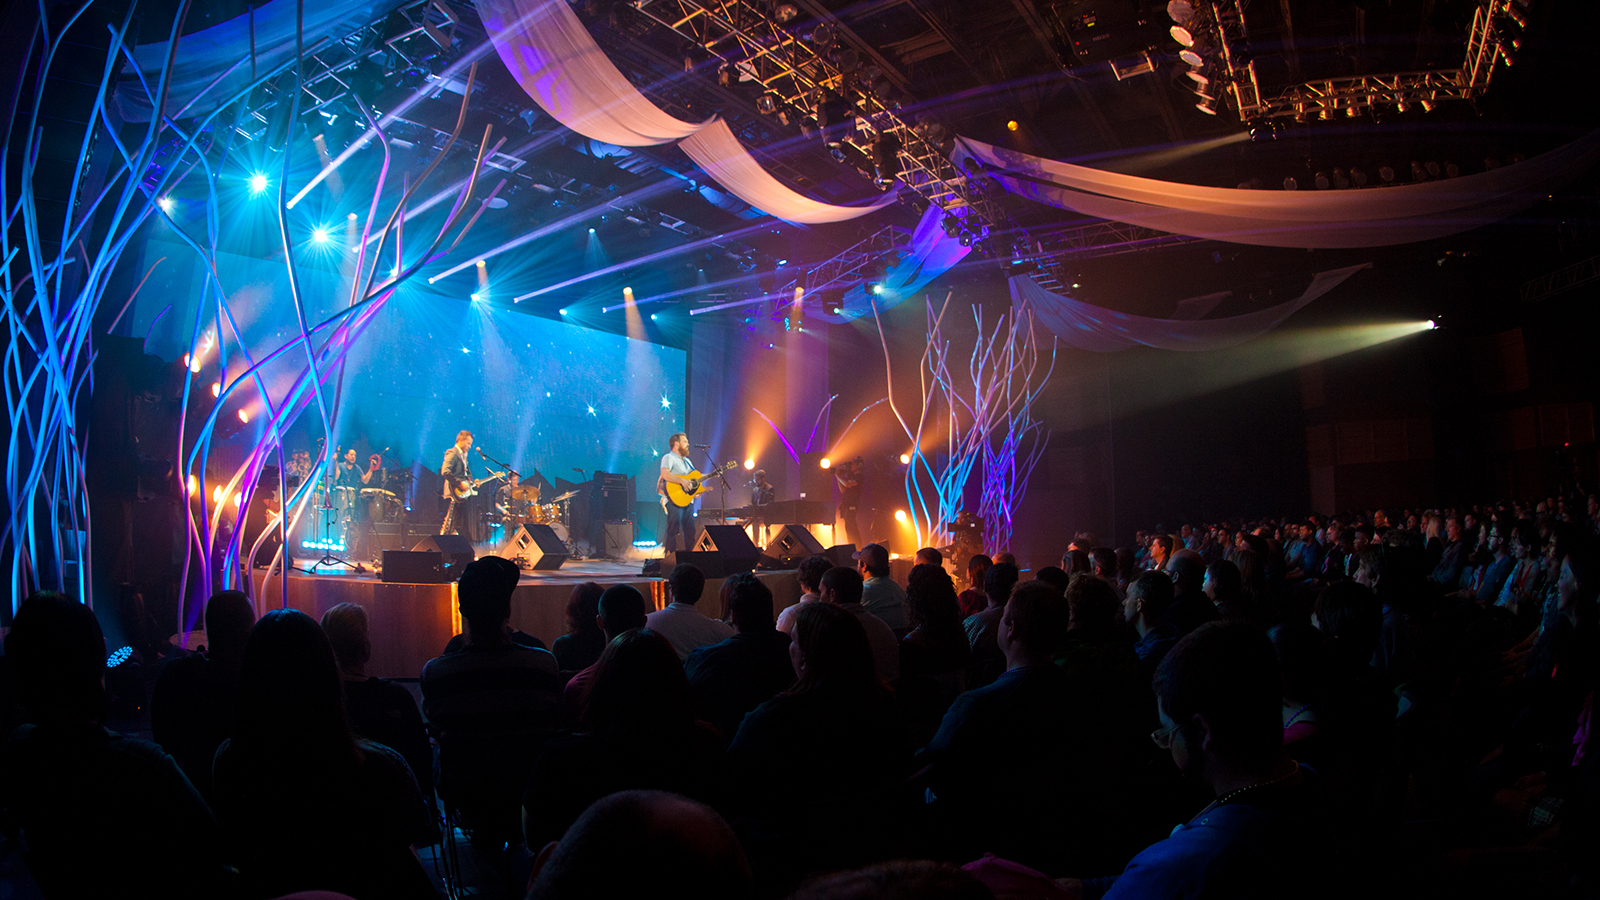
(1013, 263, 1370, 352)
(114, 0, 409, 122)
(815, 203, 971, 324)
(678, 119, 899, 224)
(476, 0, 897, 225)
(958, 132, 1600, 249)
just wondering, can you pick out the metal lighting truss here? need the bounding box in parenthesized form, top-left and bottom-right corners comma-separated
(1206, 0, 1524, 122)
(627, 0, 1010, 229)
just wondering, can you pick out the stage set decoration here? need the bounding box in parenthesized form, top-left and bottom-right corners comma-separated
(477, 0, 899, 225)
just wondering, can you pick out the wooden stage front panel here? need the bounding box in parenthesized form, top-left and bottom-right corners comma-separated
(251, 560, 804, 678)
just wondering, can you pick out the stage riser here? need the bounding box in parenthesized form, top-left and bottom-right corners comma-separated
(252, 567, 803, 678)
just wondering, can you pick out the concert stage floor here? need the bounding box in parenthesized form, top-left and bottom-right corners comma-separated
(250, 558, 804, 679)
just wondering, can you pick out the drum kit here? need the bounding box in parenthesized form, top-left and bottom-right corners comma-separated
(495, 483, 577, 543)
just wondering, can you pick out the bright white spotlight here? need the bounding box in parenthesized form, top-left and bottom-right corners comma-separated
(187, 475, 199, 495)
(744, 459, 755, 470)
(894, 509, 908, 523)
(649, 313, 657, 321)
(588, 227, 596, 234)
(157, 196, 175, 213)
(559, 308, 568, 316)
(212, 486, 226, 504)
(899, 453, 910, 465)
(248, 173, 269, 194)
(820, 457, 831, 469)
(471, 292, 483, 303)
(237, 409, 249, 424)
(1428, 319, 1438, 330)
(1170, 25, 1195, 46)
(311, 227, 330, 244)
(210, 382, 220, 398)
(1186, 70, 1210, 85)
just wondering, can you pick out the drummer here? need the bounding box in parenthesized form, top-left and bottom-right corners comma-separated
(496, 472, 536, 519)
(333, 447, 378, 490)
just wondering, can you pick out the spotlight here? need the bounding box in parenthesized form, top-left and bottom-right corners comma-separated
(559, 308, 568, 316)
(157, 196, 175, 213)
(820, 457, 831, 469)
(210, 382, 220, 398)
(1170, 25, 1196, 46)
(471, 292, 483, 303)
(943, 215, 961, 238)
(868, 282, 886, 295)
(821, 288, 845, 316)
(1428, 319, 1439, 330)
(744, 459, 755, 470)
(237, 409, 249, 424)
(895, 509, 908, 523)
(756, 94, 778, 115)
(233, 493, 242, 508)
(187, 475, 199, 495)
(588, 227, 596, 233)
(212, 486, 225, 504)
(649, 313, 657, 321)
(899, 453, 910, 465)
(1186, 70, 1210, 85)
(311, 227, 330, 244)
(773, 3, 799, 23)
(476, 259, 486, 268)
(959, 232, 974, 247)
(248, 173, 268, 194)
(1006, 120, 1019, 132)
(1195, 98, 1218, 115)
(1179, 49, 1205, 67)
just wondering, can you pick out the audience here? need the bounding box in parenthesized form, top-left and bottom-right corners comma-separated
(150, 588, 254, 799)
(777, 554, 833, 635)
(856, 542, 909, 635)
(687, 573, 797, 741)
(822, 564, 900, 683)
(1164, 549, 1220, 635)
(551, 581, 606, 674)
(564, 583, 649, 722)
(958, 553, 993, 618)
(648, 563, 736, 660)
(963, 561, 1020, 690)
(1124, 570, 1180, 685)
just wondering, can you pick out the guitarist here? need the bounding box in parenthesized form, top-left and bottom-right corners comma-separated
(440, 430, 477, 540)
(658, 432, 699, 551)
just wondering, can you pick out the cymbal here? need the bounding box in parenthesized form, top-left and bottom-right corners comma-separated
(511, 486, 541, 501)
(549, 490, 579, 503)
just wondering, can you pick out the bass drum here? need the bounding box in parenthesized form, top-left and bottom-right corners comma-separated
(545, 521, 570, 544)
(361, 488, 400, 523)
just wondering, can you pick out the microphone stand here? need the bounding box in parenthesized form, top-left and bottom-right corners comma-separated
(699, 447, 734, 526)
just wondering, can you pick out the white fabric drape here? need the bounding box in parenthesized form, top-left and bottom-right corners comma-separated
(476, 0, 897, 225)
(1013, 263, 1370, 352)
(477, 0, 706, 146)
(679, 119, 899, 224)
(960, 133, 1600, 248)
(817, 202, 971, 322)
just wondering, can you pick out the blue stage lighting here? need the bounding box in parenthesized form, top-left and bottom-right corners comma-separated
(249, 173, 269, 194)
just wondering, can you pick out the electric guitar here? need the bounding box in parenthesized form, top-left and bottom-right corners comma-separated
(661, 461, 737, 509)
(445, 470, 506, 501)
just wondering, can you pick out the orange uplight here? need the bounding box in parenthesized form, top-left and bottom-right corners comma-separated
(899, 453, 910, 465)
(820, 457, 831, 469)
(237, 409, 249, 424)
(743, 459, 755, 470)
(212, 486, 225, 504)
(187, 475, 199, 495)
(211, 382, 221, 398)
(895, 509, 908, 523)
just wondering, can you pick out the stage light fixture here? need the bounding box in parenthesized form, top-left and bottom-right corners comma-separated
(588, 227, 596, 233)
(233, 493, 242, 508)
(868, 282, 886, 295)
(1179, 49, 1204, 67)
(1168, 0, 1195, 24)
(649, 313, 657, 321)
(559, 308, 568, 316)
(212, 486, 225, 504)
(895, 509, 908, 523)
(744, 459, 755, 470)
(959, 232, 974, 247)
(211, 382, 220, 398)
(248, 173, 268, 194)
(471, 292, 483, 303)
(942, 215, 961, 238)
(157, 196, 174, 213)
(756, 94, 778, 115)
(1428, 319, 1439, 330)
(237, 409, 249, 424)
(1196, 98, 1218, 115)
(1170, 25, 1196, 46)
(187, 475, 199, 495)
(312, 227, 330, 244)
(820, 457, 831, 469)
(1006, 120, 1019, 132)
(1186, 70, 1210, 85)
(899, 453, 910, 465)
(774, 3, 799, 23)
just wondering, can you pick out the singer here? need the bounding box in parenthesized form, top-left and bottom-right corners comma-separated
(657, 431, 698, 551)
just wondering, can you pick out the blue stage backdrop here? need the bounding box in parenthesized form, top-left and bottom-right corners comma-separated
(131, 237, 686, 506)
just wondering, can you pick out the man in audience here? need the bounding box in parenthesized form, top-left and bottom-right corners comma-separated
(923, 581, 1083, 872)
(777, 554, 833, 635)
(1165, 549, 1220, 635)
(965, 561, 1021, 688)
(150, 588, 255, 799)
(821, 565, 900, 683)
(3, 593, 228, 898)
(1145, 534, 1174, 573)
(564, 583, 649, 722)
(1430, 515, 1469, 587)
(526, 790, 751, 899)
(856, 543, 909, 635)
(916, 546, 944, 568)
(421, 557, 563, 848)
(1062, 621, 1332, 899)
(1125, 571, 1180, 685)
(647, 563, 735, 660)
(321, 602, 433, 800)
(1091, 547, 1121, 597)
(687, 574, 796, 741)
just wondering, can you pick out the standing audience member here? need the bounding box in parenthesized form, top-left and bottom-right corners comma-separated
(552, 582, 606, 674)
(150, 588, 254, 800)
(822, 565, 901, 683)
(958, 554, 993, 618)
(777, 554, 834, 635)
(320, 602, 433, 806)
(3, 592, 228, 899)
(857, 543, 910, 635)
(648, 563, 735, 660)
(213, 609, 435, 899)
(688, 573, 798, 742)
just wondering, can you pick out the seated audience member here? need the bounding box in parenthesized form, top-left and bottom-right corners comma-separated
(421, 557, 563, 849)
(1205, 559, 1264, 627)
(1497, 520, 1547, 619)
(822, 565, 900, 683)
(900, 564, 975, 745)
(320, 602, 433, 803)
(1114, 548, 1138, 596)
(564, 584, 649, 723)
(1062, 622, 1334, 900)
(1269, 623, 1328, 767)
(649, 563, 736, 660)
(1091, 547, 1121, 597)
(792, 861, 994, 900)
(440, 555, 547, 653)
(964, 562, 1021, 689)
(857, 542, 910, 635)
(523, 629, 726, 848)
(1429, 516, 1469, 588)
(1321, 528, 1356, 582)
(1165, 549, 1221, 636)
(526, 790, 751, 900)
(688, 573, 797, 741)
(150, 588, 254, 799)
(777, 554, 834, 635)
(727, 603, 913, 882)
(924, 580, 1090, 872)
(1057, 575, 1145, 784)
(958, 553, 993, 618)
(1125, 571, 1180, 685)
(1312, 581, 1397, 787)
(551, 582, 606, 674)
(1064, 549, 1092, 576)
(993, 551, 1018, 567)
(213, 609, 435, 899)
(1034, 565, 1071, 594)
(916, 546, 945, 568)
(1144, 533, 1174, 573)
(3, 593, 228, 899)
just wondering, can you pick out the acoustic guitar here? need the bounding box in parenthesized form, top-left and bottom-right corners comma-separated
(661, 461, 737, 509)
(445, 470, 506, 501)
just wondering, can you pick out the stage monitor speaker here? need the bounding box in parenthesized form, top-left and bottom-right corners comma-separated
(382, 550, 445, 583)
(826, 544, 857, 568)
(367, 522, 419, 557)
(411, 533, 475, 574)
(765, 525, 827, 565)
(500, 523, 568, 571)
(694, 524, 759, 573)
(666, 549, 729, 579)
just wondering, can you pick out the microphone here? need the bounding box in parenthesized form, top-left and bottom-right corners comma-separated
(691, 443, 711, 448)
(573, 468, 585, 474)
(476, 447, 487, 457)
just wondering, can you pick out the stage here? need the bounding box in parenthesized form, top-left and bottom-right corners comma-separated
(249, 558, 805, 678)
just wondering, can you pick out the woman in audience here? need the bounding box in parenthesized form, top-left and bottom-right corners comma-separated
(899, 564, 972, 745)
(212, 609, 435, 900)
(957, 554, 991, 618)
(1270, 622, 1329, 769)
(522, 627, 725, 848)
(551, 581, 606, 674)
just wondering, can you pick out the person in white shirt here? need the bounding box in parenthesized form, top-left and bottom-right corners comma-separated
(777, 555, 833, 635)
(646, 563, 734, 661)
(659, 433, 699, 552)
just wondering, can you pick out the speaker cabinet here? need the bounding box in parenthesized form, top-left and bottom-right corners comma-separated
(666, 549, 730, 579)
(826, 544, 857, 568)
(499, 523, 568, 571)
(381, 550, 445, 583)
(765, 524, 827, 565)
(694, 524, 759, 573)
(411, 533, 475, 579)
